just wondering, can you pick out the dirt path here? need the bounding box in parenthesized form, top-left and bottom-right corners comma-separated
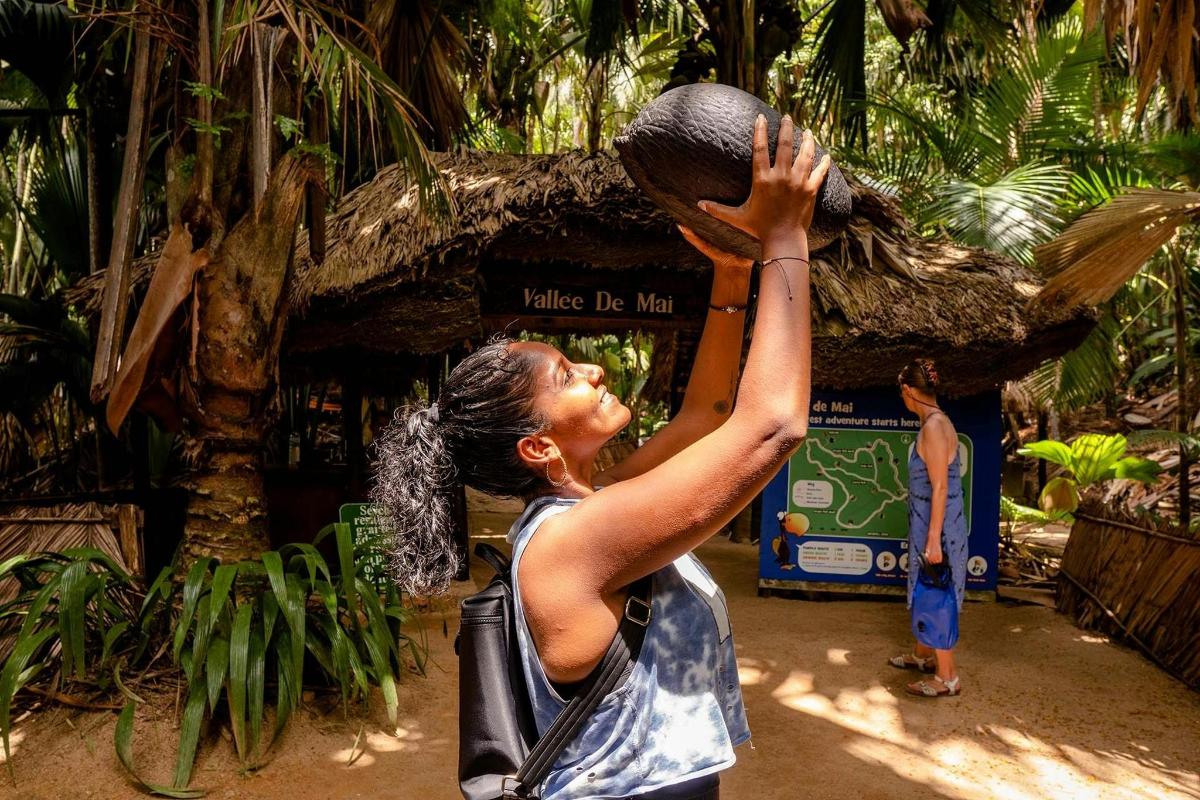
(5, 498, 1198, 799)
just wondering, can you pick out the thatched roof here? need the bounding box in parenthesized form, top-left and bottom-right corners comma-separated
(69, 149, 1095, 395)
(287, 149, 1094, 395)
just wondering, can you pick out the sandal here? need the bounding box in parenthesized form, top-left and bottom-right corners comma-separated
(905, 675, 961, 698)
(888, 652, 935, 673)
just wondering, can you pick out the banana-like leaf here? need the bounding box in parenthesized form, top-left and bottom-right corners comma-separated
(1018, 439, 1074, 467)
(247, 627, 266, 762)
(272, 629, 299, 744)
(335, 522, 360, 630)
(138, 566, 175, 622)
(56, 559, 88, 679)
(174, 558, 215, 663)
(1070, 433, 1129, 485)
(172, 682, 209, 789)
(0, 626, 56, 770)
(205, 636, 230, 713)
(1106, 456, 1163, 483)
(102, 620, 132, 667)
(227, 602, 253, 761)
(113, 661, 146, 705)
(187, 595, 214, 683)
(114, 701, 206, 798)
(207, 564, 238, 633)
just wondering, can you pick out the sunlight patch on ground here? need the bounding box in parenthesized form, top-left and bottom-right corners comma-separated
(330, 722, 431, 769)
(0, 728, 24, 765)
(736, 657, 772, 687)
(826, 648, 851, 665)
(769, 669, 1200, 800)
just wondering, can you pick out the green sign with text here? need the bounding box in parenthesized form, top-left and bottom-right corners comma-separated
(338, 503, 389, 590)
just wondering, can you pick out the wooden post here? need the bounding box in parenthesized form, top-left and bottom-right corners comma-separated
(90, 19, 153, 403)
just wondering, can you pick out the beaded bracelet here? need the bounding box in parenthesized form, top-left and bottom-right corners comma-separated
(709, 303, 747, 314)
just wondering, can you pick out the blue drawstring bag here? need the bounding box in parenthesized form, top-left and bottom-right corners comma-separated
(911, 555, 958, 650)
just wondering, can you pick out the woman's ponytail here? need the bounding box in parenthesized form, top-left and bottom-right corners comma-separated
(372, 338, 549, 595)
(371, 403, 460, 595)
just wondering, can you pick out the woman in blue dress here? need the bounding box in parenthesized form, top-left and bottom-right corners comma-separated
(888, 359, 967, 697)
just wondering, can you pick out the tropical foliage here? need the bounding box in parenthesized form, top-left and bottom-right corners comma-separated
(0, 524, 419, 793)
(1018, 433, 1162, 517)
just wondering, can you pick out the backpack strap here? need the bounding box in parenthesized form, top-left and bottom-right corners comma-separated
(505, 575, 653, 798)
(474, 542, 512, 577)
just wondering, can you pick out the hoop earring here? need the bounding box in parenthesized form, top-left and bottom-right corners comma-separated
(546, 454, 569, 488)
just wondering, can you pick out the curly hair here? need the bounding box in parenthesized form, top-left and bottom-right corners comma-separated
(370, 338, 550, 595)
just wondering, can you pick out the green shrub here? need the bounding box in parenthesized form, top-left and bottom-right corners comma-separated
(0, 522, 423, 796)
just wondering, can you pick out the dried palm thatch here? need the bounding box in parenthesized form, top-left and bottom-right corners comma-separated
(0, 503, 130, 607)
(1058, 498, 1200, 689)
(71, 150, 1096, 394)
(287, 149, 1095, 395)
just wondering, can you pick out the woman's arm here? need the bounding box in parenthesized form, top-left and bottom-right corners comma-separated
(525, 118, 828, 592)
(595, 229, 751, 486)
(919, 419, 954, 564)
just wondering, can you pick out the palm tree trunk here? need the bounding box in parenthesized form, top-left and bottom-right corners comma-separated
(180, 153, 319, 566)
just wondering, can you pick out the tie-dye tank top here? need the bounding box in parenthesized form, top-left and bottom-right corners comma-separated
(508, 496, 751, 799)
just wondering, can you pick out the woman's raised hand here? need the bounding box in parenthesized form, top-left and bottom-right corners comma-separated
(698, 114, 831, 248)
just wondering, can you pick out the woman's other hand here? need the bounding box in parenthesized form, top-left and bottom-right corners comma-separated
(678, 225, 753, 274)
(697, 115, 831, 248)
(924, 539, 944, 565)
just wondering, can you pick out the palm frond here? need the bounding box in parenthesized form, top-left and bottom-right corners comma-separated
(923, 162, 1069, 262)
(1035, 189, 1200, 307)
(248, 0, 450, 211)
(972, 17, 1103, 175)
(1128, 429, 1200, 455)
(1020, 311, 1123, 411)
(0, 0, 75, 105)
(23, 132, 89, 283)
(368, 0, 470, 149)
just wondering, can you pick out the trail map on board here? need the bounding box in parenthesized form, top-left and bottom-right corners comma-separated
(787, 428, 973, 540)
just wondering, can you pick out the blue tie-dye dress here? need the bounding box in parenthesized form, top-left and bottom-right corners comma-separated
(508, 497, 751, 799)
(907, 443, 969, 613)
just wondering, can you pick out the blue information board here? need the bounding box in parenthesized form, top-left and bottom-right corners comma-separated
(758, 388, 1000, 599)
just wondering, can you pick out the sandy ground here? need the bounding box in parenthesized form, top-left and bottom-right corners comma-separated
(3, 496, 1198, 800)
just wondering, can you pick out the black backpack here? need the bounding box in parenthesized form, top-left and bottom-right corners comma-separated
(457, 542, 652, 800)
